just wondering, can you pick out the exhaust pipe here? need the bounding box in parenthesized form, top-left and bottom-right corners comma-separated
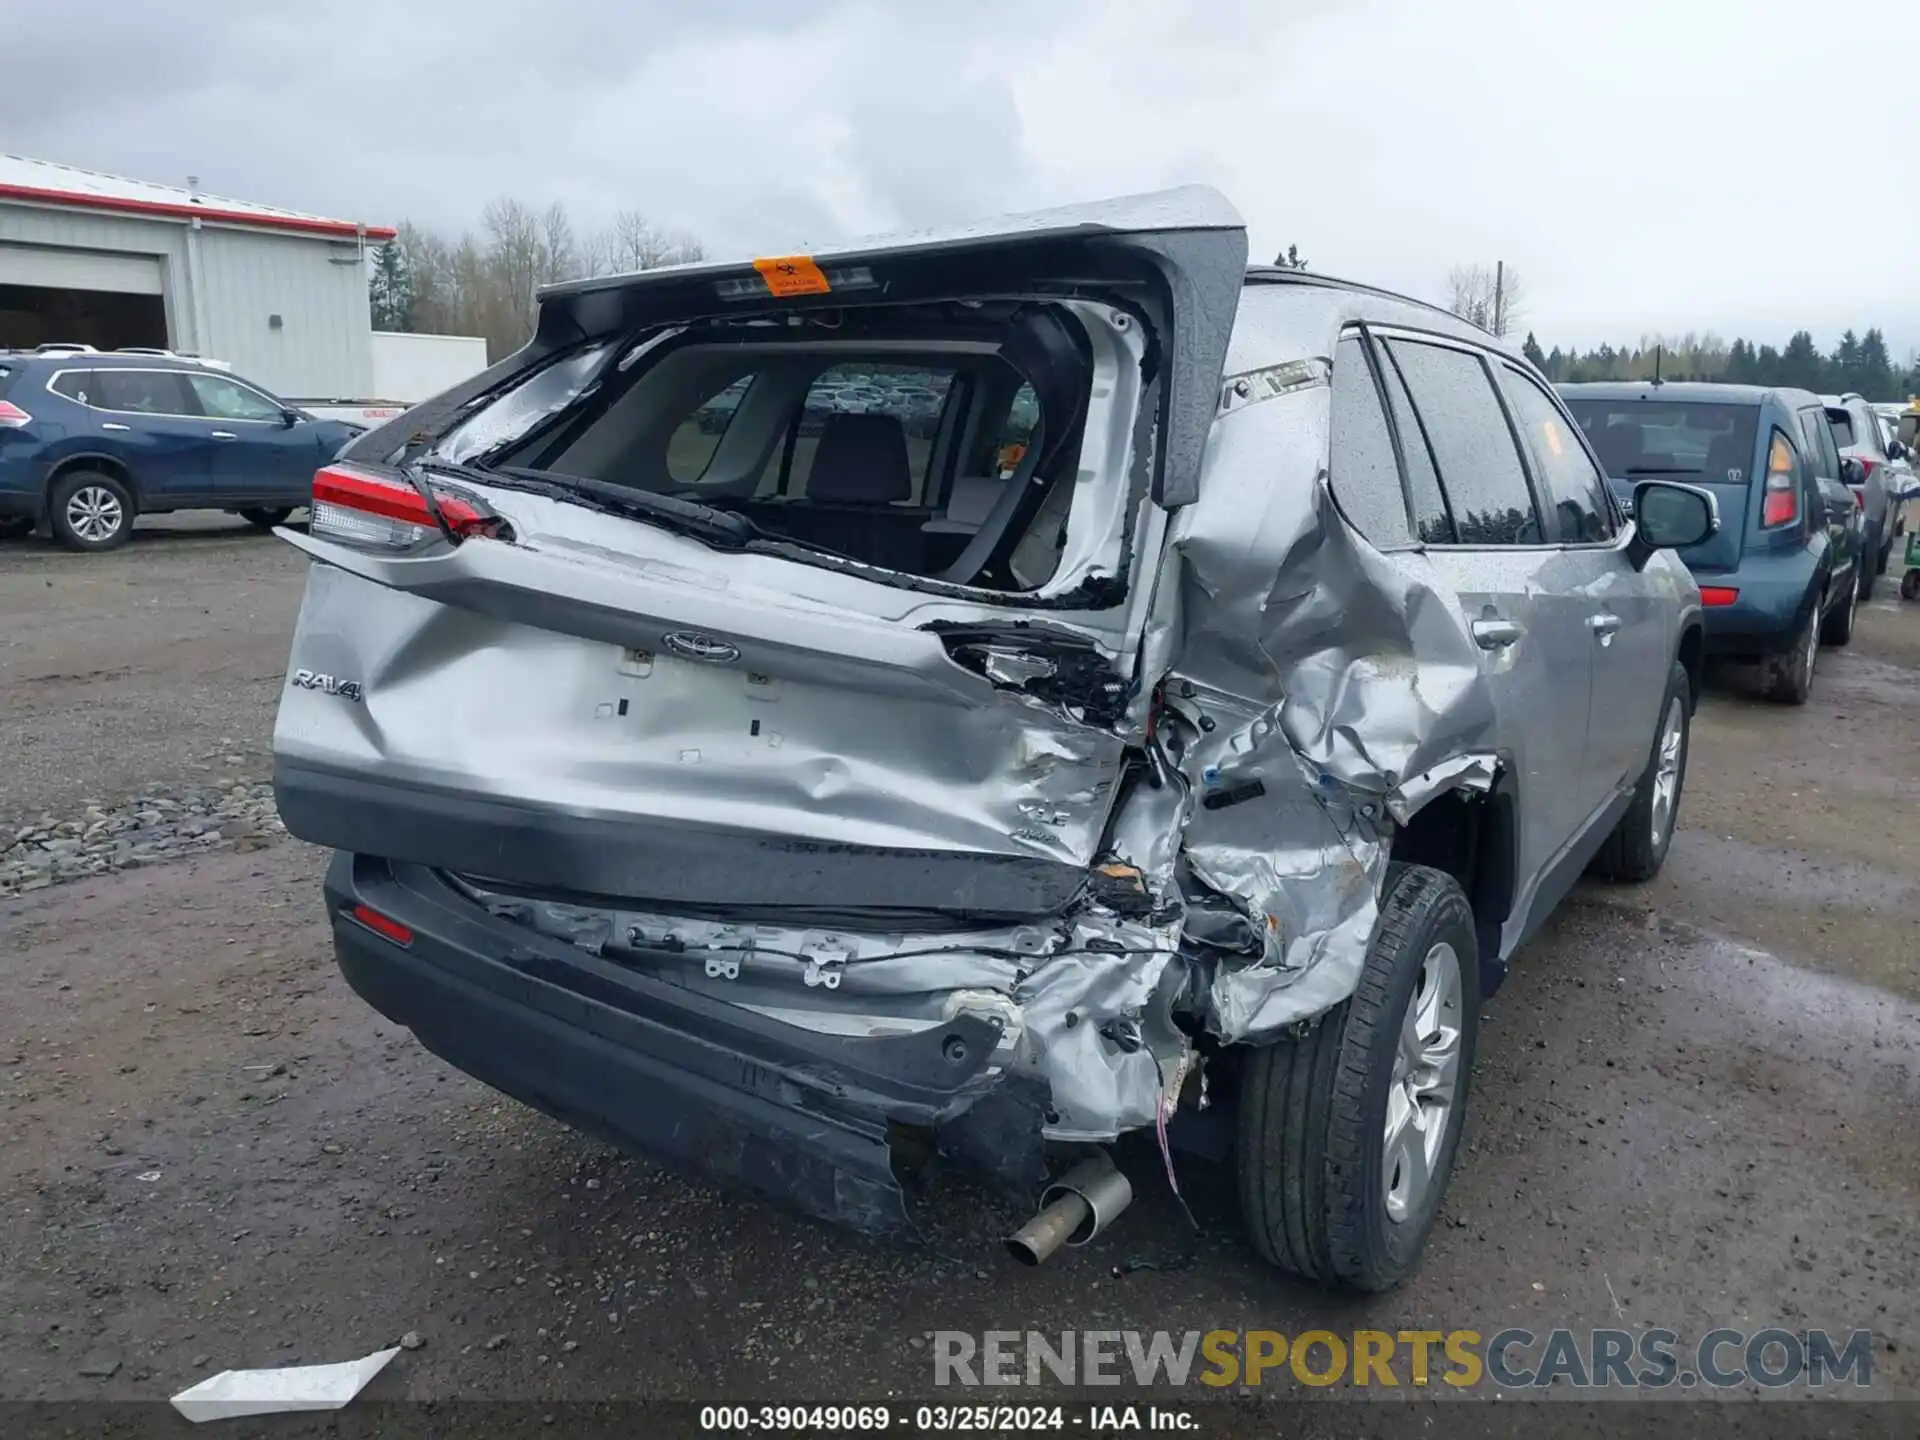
(1005, 1154, 1132, 1266)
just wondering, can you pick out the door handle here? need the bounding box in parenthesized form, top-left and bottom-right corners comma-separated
(210, 430, 237, 440)
(100, 421, 131, 432)
(1471, 617, 1523, 649)
(1588, 613, 1624, 636)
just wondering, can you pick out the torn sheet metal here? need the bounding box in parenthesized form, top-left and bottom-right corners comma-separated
(171, 1346, 399, 1423)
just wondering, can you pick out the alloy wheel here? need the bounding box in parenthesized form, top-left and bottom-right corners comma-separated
(65, 485, 125, 544)
(1383, 941, 1463, 1224)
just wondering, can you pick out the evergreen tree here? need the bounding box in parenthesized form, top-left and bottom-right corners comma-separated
(1755, 345, 1783, 384)
(1831, 330, 1862, 393)
(369, 240, 415, 333)
(1522, 332, 1548, 371)
(1856, 329, 1894, 399)
(1780, 331, 1823, 390)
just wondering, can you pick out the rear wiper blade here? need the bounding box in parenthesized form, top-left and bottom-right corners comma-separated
(1624, 465, 1704, 475)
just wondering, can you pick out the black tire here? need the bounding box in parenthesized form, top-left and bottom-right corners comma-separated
(239, 506, 294, 530)
(1820, 569, 1858, 647)
(0, 515, 33, 540)
(1236, 863, 1480, 1292)
(1860, 546, 1878, 599)
(1902, 567, 1920, 602)
(1589, 660, 1692, 882)
(1877, 537, 1893, 577)
(47, 470, 136, 552)
(1763, 598, 1818, 705)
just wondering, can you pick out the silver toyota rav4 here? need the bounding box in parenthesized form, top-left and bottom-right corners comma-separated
(273, 188, 1711, 1290)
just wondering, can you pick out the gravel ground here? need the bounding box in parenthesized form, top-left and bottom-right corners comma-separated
(2, 523, 1918, 1420)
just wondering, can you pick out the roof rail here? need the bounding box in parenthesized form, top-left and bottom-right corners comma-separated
(34, 342, 98, 353)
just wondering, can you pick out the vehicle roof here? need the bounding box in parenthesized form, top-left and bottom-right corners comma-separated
(2, 350, 219, 371)
(1556, 380, 1818, 407)
(1239, 266, 1519, 358)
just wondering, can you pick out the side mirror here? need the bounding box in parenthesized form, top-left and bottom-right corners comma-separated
(281, 409, 303, 428)
(1629, 480, 1717, 568)
(1840, 455, 1865, 485)
(1889, 439, 1908, 462)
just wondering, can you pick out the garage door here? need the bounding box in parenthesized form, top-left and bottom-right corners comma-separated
(0, 243, 164, 296)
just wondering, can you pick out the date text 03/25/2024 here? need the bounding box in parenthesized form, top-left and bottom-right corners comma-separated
(698, 1404, 1198, 1431)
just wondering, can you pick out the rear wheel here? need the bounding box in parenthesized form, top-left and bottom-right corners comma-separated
(1590, 661, 1691, 882)
(48, 470, 135, 552)
(239, 506, 294, 530)
(1236, 863, 1479, 1292)
(1763, 600, 1818, 705)
(1902, 568, 1920, 601)
(1820, 569, 1858, 647)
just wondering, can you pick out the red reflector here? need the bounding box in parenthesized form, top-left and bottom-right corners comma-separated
(0, 399, 32, 429)
(349, 903, 413, 946)
(1699, 586, 1739, 607)
(312, 464, 491, 536)
(1761, 489, 1797, 527)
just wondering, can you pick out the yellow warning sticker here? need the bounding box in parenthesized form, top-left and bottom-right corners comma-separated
(753, 255, 831, 297)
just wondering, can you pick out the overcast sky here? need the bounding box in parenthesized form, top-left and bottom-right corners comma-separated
(6, 0, 1914, 359)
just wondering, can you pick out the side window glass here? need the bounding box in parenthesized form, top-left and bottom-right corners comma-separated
(50, 371, 93, 404)
(1372, 346, 1454, 543)
(1385, 339, 1541, 546)
(94, 369, 196, 416)
(187, 374, 284, 423)
(666, 375, 753, 484)
(1328, 337, 1412, 548)
(1798, 408, 1840, 479)
(1501, 366, 1615, 543)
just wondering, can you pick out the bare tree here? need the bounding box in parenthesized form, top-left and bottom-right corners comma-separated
(587, 209, 706, 277)
(374, 199, 709, 361)
(1445, 263, 1526, 338)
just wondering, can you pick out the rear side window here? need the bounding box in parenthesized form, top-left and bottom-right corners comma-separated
(1371, 347, 1454, 543)
(93, 369, 197, 416)
(1501, 367, 1614, 543)
(1384, 339, 1540, 546)
(1823, 407, 1855, 448)
(666, 375, 753, 483)
(1328, 337, 1412, 548)
(49, 371, 93, 404)
(1798, 407, 1841, 478)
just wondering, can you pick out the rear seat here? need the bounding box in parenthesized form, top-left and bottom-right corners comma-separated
(743, 413, 931, 571)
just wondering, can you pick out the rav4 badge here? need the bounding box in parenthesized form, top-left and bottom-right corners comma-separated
(291, 669, 364, 702)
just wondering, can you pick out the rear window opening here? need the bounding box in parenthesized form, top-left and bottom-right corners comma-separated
(433, 302, 1106, 595)
(1562, 399, 1759, 482)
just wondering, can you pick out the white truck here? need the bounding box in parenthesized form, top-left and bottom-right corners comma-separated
(290, 331, 489, 430)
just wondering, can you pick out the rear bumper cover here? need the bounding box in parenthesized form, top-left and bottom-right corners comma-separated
(1691, 552, 1823, 657)
(325, 851, 1012, 1238)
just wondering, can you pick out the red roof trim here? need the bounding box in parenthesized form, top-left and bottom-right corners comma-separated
(0, 182, 397, 241)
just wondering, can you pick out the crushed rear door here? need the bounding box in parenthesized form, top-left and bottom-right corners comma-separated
(273, 188, 1247, 918)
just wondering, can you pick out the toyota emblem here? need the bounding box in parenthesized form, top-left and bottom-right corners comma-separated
(663, 631, 742, 664)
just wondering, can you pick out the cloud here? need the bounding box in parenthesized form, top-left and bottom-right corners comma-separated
(2, 0, 1912, 355)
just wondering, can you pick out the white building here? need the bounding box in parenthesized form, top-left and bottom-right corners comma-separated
(0, 154, 393, 398)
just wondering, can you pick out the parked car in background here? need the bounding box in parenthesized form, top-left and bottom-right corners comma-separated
(1823, 392, 1902, 589)
(0, 350, 361, 551)
(1561, 382, 1864, 703)
(273, 188, 1714, 1293)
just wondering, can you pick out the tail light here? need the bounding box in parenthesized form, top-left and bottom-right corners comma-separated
(1699, 586, 1739, 606)
(1760, 433, 1797, 528)
(0, 400, 32, 429)
(310, 463, 506, 551)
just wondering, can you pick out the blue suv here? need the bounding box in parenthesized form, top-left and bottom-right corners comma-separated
(0, 350, 360, 552)
(1559, 382, 1866, 704)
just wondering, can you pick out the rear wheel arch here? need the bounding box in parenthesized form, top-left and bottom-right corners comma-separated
(47, 452, 139, 501)
(1387, 774, 1517, 998)
(1676, 623, 1704, 710)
